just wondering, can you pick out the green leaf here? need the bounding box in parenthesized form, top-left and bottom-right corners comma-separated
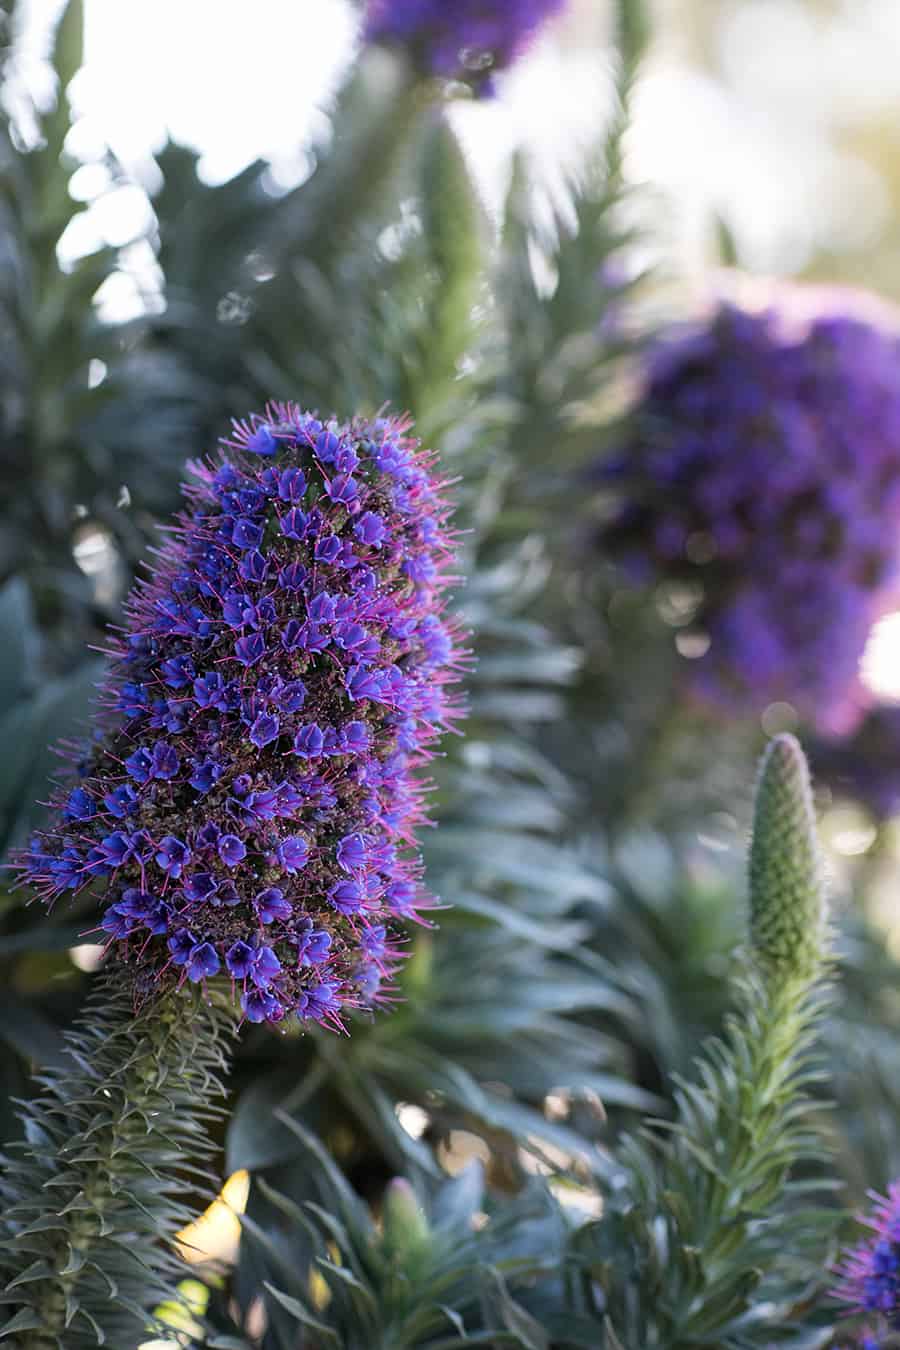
(263, 1282, 341, 1345)
(0, 578, 37, 710)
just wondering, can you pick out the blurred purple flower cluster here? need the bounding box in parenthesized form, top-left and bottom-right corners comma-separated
(18, 406, 464, 1028)
(833, 1182, 900, 1347)
(595, 299, 900, 733)
(811, 703, 900, 820)
(364, 0, 566, 89)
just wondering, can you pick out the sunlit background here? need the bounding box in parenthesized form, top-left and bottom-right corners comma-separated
(11, 0, 900, 281)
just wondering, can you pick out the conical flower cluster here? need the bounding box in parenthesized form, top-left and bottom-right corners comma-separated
(594, 298, 900, 733)
(748, 732, 825, 989)
(364, 0, 566, 90)
(18, 406, 465, 1028)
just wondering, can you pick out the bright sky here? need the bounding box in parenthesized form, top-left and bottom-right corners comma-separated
(15, 0, 609, 269)
(16, 0, 900, 282)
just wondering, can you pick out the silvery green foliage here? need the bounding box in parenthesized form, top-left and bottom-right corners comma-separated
(205, 1117, 590, 1349)
(0, 976, 231, 1349)
(568, 737, 833, 1348)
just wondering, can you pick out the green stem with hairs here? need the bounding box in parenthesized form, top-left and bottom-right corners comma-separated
(0, 971, 232, 1350)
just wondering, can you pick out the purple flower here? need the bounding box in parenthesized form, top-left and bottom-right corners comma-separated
(14, 404, 463, 1027)
(250, 945, 282, 988)
(193, 672, 229, 710)
(273, 679, 306, 713)
(151, 741, 180, 781)
(234, 632, 266, 667)
(341, 721, 371, 754)
(811, 704, 900, 822)
(337, 833, 367, 872)
(297, 926, 332, 965)
(280, 508, 308, 540)
(250, 713, 280, 748)
(364, 0, 566, 91)
(226, 940, 255, 979)
(183, 872, 218, 903)
(354, 511, 387, 548)
(292, 723, 324, 759)
(833, 1182, 900, 1336)
(98, 832, 136, 868)
(593, 295, 900, 733)
(277, 562, 307, 591)
(242, 987, 282, 1023)
(255, 887, 291, 923)
(314, 534, 342, 564)
(326, 473, 359, 506)
(278, 467, 307, 502)
(218, 834, 247, 867)
(155, 835, 191, 879)
(232, 517, 263, 550)
(125, 747, 153, 783)
(168, 928, 197, 966)
(297, 981, 341, 1021)
(189, 758, 222, 793)
(277, 835, 309, 874)
(186, 942, 221, 982)
(245, 424, 278, 456)
(329, 879, 365, 916)
(161, 654, 195, 688)
(345, 665, 384, 703)
(217, 880, 241, 907)
(103, 783, 137, 818)
(64, 787, 95, 822)
(239, 549, 269, 583)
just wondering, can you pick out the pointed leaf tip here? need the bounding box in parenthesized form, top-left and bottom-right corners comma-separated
(749, 733, 826, 987)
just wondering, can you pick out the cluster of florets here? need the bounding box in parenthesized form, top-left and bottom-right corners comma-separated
(18, 405, 464, 1028)
(833, 1183, 900, 1347)
(364, 0, 566, 90)
(810, 704, 900, 821)
(593, 299, 900, 733)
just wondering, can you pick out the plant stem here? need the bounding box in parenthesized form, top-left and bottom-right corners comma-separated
(0, 970, 232, 1350)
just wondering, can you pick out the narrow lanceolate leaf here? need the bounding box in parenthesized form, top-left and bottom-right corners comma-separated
(0, 972, 231, 1349)
(749, 733, 826, 989)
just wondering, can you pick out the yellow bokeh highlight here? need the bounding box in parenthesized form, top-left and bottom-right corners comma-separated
(175, 1169, 250, 1266)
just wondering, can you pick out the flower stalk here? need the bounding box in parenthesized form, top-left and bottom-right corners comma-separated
(0, 971, 232, 1349)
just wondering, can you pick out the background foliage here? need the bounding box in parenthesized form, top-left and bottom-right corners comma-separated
(1, 0, 899, 1346)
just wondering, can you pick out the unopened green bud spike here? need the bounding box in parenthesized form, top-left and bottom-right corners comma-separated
(748, 733, 826, 987)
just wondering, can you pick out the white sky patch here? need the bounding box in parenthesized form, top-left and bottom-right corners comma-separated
(860, 611, 900, 703)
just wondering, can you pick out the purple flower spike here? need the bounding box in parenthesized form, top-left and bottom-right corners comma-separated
(593, 292, 900, 734)
(833, 1182, 900, 1339)
(364, 0, 566, 93)
(14, 404, 464, 1025)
